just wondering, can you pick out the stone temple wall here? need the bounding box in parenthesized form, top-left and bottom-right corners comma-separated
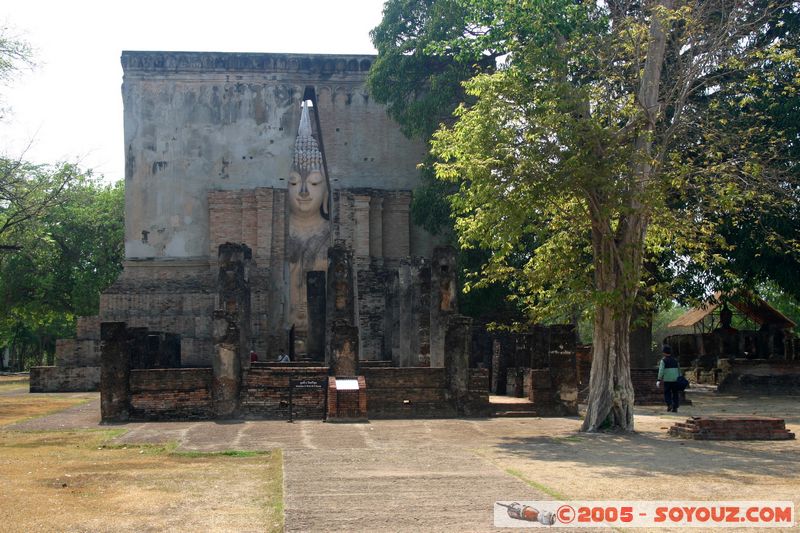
(121, 51, 430, 260)
(31, 51, 447, 390)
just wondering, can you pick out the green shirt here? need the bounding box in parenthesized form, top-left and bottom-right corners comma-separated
(658, 358, 680, 382)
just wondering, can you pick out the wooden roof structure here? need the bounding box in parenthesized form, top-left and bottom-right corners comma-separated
(667, 292, 796, 330)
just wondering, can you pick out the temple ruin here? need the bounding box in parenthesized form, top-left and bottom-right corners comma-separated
(29, 51, 578, 421)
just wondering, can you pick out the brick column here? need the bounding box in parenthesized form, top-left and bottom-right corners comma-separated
(100, 322, 131, 422)
(255, 188, 274, 261)
(353, 194, 371, 267)
(430, 246, 457, 367)
(208, 190, 243, 257)
(394, 262, 413, 367)
(212, 243, 251, 417)
(331, 323, 359, 377)
(445, 315, 472, 414)
(368, 196, 383, 260)
(212, 308, 241, 418)
(326, 242, 355, 328)
(241, 190, 258, 253)
(381, 192, 410, 260)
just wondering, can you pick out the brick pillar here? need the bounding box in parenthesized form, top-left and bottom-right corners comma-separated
(255, 188, 274, 261)
(331, 323, 359, 376)
(368, 196, 383, 260)
(241, 190, 258, 254)
(430, 246, 457, 367)
(217, 243, 252, 370)
(208, 191, 243, 257)
(416, 263, 432, 366)
(381, 192, 410, 260)
(549, 353, 578, 415)
(445, 315, 472, 414)
(326, 241, 360, 372)
(212, 310, 241, 418)
(212, 243, 251, 417)
(100, 322, 131, 422)
(395, 261, 414, 367)
(327, 242, 355, 324)
(353, 194, 371, 267)
(307, 271, 327, 362)
(491, 339, 502, 394)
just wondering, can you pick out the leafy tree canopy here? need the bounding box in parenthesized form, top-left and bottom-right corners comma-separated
(371, 0, 799, 431)
(0, 171, 124, 369)
(0, 25, 34, 119)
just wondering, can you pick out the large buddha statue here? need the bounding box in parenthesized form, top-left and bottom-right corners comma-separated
(286, 101, 331, 353)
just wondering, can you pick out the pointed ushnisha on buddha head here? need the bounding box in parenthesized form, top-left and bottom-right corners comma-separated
(289, 101, 328, 219)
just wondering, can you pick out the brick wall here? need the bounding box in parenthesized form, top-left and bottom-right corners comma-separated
(526, 355, 579, 416)
(239, 365, 328, 419)
(101, 268, 217, 366)
(506, 367, 527, 397)
(630, 368, 690, 405)
(717, 359, 800, 394)
(465, 368, 491, 415)
(630, 368, 662, 404)
(357, 265, 388, 360)
(129, 368, 213, 420)
(360, 367, 489, 418)
(362, 367, 454, 418)
(29, 366, 100, 392)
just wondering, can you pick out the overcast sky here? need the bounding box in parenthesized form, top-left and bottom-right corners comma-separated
(1, 0, 385, 181)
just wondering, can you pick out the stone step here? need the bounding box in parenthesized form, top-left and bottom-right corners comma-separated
(492, 410, 540, 418)
(668, 415, 796, 440)
(489, 401, 537, 412)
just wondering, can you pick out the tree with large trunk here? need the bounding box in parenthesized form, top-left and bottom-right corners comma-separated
(372, 0, 799, 431)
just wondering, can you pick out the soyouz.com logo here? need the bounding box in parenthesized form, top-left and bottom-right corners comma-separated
(494, 501, 795, 528)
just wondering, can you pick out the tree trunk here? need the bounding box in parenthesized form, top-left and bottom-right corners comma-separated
(580, 0, 672, 432)
(582, 302, 635, 431)
(581, 215, 637, 431)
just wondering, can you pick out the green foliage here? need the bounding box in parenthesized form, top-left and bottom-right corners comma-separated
(0, 25, 34, 118)
(651, 301, 690, 349)
(372, 0, 800, 322)
(660, 15, 800, 302)
(369, 0, 501, 138)
(0, 159, 80, 247)
(372, 0, 798, 430)
(0, 169, 124, 369)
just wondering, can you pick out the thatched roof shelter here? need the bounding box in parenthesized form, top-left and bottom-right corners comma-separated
(668, 292, 796, 331)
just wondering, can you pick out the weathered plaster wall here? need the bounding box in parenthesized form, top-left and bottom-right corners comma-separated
(121, 51, 428, 259)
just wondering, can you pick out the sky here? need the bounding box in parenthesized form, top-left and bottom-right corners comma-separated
(0, 0, 385, 181)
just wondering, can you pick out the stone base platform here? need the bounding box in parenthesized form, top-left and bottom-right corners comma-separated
(669, 415, 795, 440)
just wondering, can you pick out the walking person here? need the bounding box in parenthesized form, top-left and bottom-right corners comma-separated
(657, 345, 681, 412)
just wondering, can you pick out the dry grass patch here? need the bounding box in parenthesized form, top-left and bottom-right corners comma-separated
(0, 429, 283, 533)
(0, 375, 29, 393)
(0, 395, 90, 427)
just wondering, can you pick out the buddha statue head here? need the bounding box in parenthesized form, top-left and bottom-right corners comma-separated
(289, 101, 328, 221)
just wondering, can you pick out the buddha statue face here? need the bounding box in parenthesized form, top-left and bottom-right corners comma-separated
(288, 169, 327, 218)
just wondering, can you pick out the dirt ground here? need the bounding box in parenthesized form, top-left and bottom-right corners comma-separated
(2, 379, 798, 532)
(0, 382, 283, 533)
(0, 392, 91, 426)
